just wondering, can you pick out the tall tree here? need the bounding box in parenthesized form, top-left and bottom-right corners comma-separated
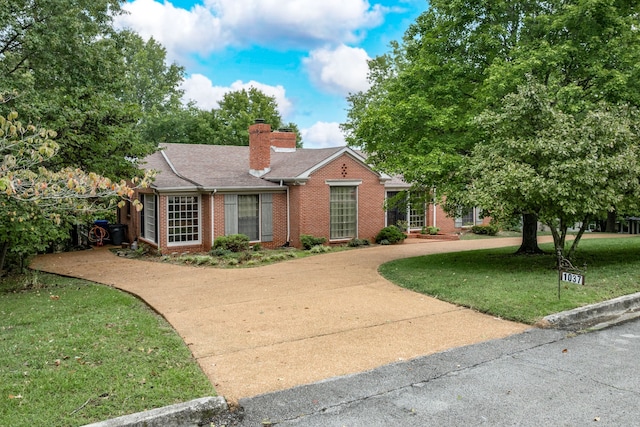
(467, 78, 640, 259)
(141, 104, 219, 145)
(343, 0, 640, 255)
(141, 87, 302, 146)
(213, 88, 301, 146)
(0, 1, 182, 180)
(343, 0, 545, 252)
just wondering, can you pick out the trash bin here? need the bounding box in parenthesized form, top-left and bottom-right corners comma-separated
(109, 224, 125, 246)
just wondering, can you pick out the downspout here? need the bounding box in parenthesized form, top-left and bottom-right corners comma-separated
(432, 187, 437, 228)
(211, 189, 217, 246)
(281, 180, 290, 243)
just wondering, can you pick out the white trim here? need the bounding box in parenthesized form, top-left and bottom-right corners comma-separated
(298, 147, 392, 181)
(249, 167, 271, 178)
(325, 179, 362, 186)
(328, 185, 358, 241)
(166, 194, 202, 247)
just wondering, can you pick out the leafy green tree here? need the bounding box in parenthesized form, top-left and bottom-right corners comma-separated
(343, 1, 544, 252)
(213, 88, 301, 146)
(466, 78, 640, 259)
(117, 31, 185, 114)
(141, 87, 302, 147)
(343, 0, 640, 255)
(141, 104, 219, 145)
(0, 1, 182, 180)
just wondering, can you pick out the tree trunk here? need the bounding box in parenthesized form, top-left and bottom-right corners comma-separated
(605, 210, 617, 233)
(0, 241, 8, 273)
(516, 213, 544, 254)
(567, 217, 590, 260)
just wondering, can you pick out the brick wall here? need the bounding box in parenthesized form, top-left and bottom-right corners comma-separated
(427, 203, 458, 234)
(294, 153, 386, 245)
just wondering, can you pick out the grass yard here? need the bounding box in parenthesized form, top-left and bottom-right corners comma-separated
(380, 237, 640, 324)
(0, 273, 215, 427)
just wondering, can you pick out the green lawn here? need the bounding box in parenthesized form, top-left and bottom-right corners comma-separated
(0, 273, 215, 427)
(380, 237, 640, 324)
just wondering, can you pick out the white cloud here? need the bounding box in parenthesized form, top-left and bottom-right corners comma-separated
(116, 0, 228, 62)
(181, 74, 293, 117)
(116, 0, 386, 59)
(207, 0, 385, 47)
(304, 44, 371, 95)
(301, 122, 347, 149)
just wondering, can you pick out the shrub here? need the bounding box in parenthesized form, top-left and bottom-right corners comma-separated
(424, 226, 439, 235)
(348, 238, 370, 247)
(471, 224, 499, 236)
(210, 247, 232, 257)
(238, 251, 254, 263)
(300, 234, 327, 250)
(252, 243, 262, 251)
(309, 245, 332, 254)
(213, 234, 250, 252)
(375, 226, 406, 244)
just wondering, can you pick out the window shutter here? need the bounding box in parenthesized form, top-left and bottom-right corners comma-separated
(224, 195, 238, 235)
(139, 194, 145, 236)
(261, 193, 273, 242)
(454, 215, 463, 228)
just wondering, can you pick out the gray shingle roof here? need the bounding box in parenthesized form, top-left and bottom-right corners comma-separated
(140, 143, 398, 191)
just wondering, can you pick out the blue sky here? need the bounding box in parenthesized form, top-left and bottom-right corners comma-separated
(116, 0, 427, 148)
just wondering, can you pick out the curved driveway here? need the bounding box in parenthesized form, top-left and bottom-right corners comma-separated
(32, 237, 536, 401)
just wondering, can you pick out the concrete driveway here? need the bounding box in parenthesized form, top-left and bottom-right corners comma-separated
(31, 237, 537, 401)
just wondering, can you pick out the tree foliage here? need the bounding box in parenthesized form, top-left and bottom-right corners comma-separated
(143, 88, 302, 146)
(466, 78, 640, 258)
(0, 0, 183, 180)
(343, 0, 640, 257)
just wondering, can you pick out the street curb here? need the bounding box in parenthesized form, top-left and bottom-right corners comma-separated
(81, 396, 227, 427)
(541, 291, 640, 329)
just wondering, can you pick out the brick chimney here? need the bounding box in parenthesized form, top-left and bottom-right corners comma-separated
(249, 119, 271, 177)
(270, 128, 297, 150)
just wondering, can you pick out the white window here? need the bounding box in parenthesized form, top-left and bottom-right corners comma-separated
(330, 186, 357, 239)
(167, 195, 200, 245)
(140, 193, 157, 243)
(409, 202, 426, 229)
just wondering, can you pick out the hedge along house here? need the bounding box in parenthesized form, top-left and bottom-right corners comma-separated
(119, 120, 479, 253)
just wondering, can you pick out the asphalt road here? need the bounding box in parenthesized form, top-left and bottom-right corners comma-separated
(236, 318, 640, 426)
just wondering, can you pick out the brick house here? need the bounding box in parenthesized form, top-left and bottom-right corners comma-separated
(119, 120, 480, 253)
